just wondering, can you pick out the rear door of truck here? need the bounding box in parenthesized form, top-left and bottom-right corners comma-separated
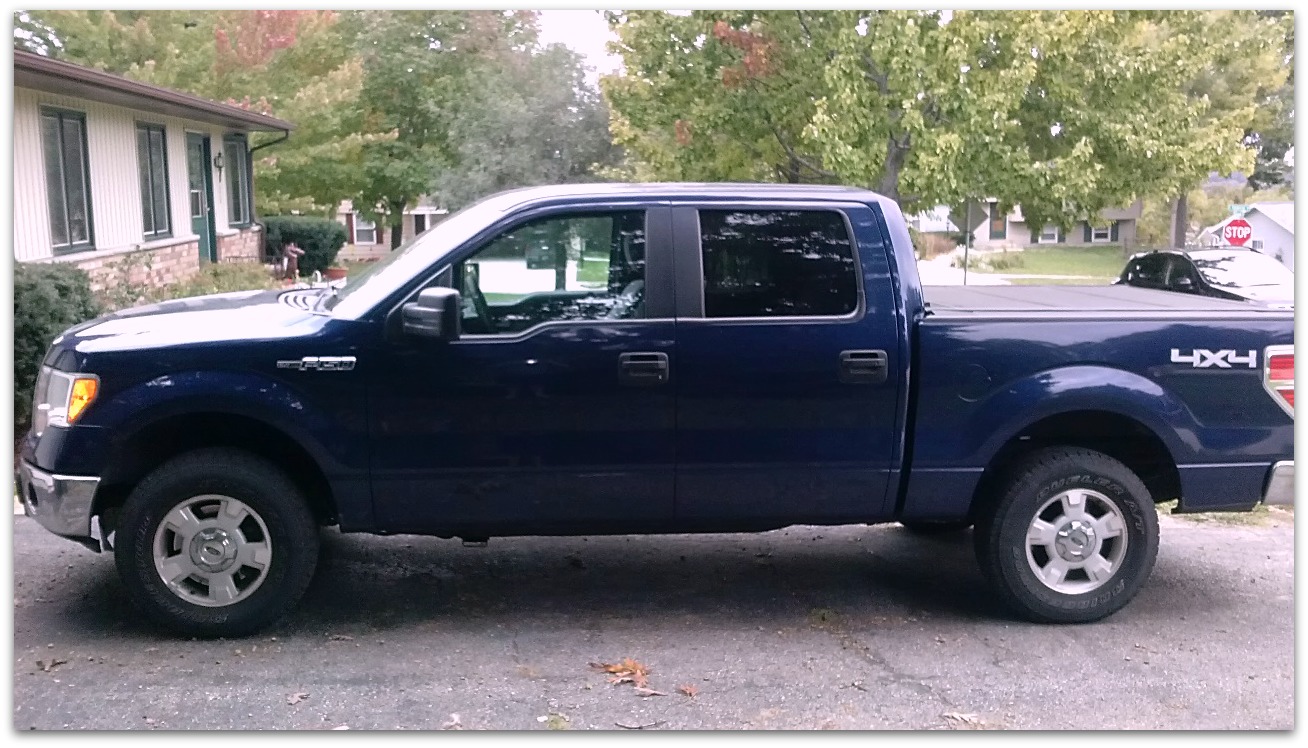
(669, 201, 906, 524)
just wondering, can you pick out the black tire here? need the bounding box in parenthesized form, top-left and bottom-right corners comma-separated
(975, 447, 1159, 624)
(114, 448, 319, 638)
(900, 520, 973, 536)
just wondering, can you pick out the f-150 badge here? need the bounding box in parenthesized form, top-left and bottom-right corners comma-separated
(276, 356, 357, 372)
(1170, 349, 1256, 369)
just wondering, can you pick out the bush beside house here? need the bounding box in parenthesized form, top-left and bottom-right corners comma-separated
(263, 216, 348, 277)
(13, 264, 102, 439)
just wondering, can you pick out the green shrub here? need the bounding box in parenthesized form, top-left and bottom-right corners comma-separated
(13, 263, 102, 434)
(263, 216, 347, 276)
(909, 227, 959, 259)
(164, 262, 281, 300)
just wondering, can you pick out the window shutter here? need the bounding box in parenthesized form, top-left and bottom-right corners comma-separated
(345, 213, 355, 243)
(1111, 221, 1120, 242)
(1058, 227, 1067, 243)
(1083, 223, 1092, 243)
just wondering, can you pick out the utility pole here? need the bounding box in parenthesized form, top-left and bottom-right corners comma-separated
(963, 201, 972, 286)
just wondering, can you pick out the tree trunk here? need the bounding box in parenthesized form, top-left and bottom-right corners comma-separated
(390, 213, 405, 250)
(1168, 192, 1189, 249)
(876, 137, 909, 203)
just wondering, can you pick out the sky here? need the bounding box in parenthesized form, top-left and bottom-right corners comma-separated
(535, 9, 623, 83)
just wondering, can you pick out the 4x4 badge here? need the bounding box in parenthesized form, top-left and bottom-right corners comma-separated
(1170, 349, 1256, 369)
(276, 356, 356, 372)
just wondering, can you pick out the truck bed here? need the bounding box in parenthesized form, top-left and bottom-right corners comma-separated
(923, 285, 1284, 317)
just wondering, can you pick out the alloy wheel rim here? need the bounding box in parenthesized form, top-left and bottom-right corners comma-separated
(1024, 488, 1129, 595)
(152, 494, 272, 608)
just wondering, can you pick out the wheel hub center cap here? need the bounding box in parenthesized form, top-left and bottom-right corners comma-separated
(189, 528, 238, 573)
(1055, 520, 1097, 562)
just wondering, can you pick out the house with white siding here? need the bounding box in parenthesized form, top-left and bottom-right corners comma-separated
(12, 49, 293, 288)
(1197, 202, 1295, 272)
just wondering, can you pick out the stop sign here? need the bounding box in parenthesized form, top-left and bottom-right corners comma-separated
(1223, 218, 1253, 246)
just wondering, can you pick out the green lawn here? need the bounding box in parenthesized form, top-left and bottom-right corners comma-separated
(975, 245, 1130, 279)
(576, 257, 609, 285)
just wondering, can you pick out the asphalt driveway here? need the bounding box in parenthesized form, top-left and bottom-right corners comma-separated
(11, 508, 1294, 730)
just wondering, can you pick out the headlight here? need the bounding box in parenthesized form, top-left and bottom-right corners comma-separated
(32, 367, 99, 436)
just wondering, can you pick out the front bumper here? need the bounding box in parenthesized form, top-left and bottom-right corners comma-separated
(1262, 461, 1294, 506)
(17, 460, 103, 552)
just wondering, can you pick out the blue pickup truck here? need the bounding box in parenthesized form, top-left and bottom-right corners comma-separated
(19, 183, 1294, 637)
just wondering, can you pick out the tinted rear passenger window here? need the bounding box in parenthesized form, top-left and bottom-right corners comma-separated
(699, 210, 858, 318)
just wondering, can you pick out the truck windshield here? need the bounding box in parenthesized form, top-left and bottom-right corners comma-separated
(1189, 250, 1293, 289)
(324, 198, 512, 317)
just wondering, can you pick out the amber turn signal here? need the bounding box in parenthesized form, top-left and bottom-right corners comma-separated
(66, 377, 99, 424)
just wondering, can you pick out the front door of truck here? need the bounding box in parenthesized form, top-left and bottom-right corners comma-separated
(670, 203, 905, 524)
(368, 207, 678, 534)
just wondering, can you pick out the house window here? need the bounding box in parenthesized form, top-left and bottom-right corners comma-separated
(354, 214, 377, 245)
(136, 123, 171, 239)
(988, 206, 1007, 240)
(414, 213, 428, 235)
(1090, 225, 1112, 243)
(1038, 225, 1061, 244)
(223, 135, 252, 226)
(40, 108, 94, 252)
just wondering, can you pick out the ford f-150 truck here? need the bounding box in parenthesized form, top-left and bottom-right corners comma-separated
(18, 183, 1294, 637)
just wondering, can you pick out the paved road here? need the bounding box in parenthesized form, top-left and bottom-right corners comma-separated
(11, 509, 1294, 731)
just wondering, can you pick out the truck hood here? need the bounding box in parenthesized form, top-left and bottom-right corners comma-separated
(63, 288, 332, 353)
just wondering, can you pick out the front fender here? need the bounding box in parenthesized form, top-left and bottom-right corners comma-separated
(49, 369, 361, 480)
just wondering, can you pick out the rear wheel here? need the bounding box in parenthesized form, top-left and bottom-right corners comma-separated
(114, 448, 319, 638)
(975, 447, 1159, 623)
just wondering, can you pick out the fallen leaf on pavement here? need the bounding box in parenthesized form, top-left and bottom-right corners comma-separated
(633, 687, 666, 697)
(331, 725, 350, 731)
(328, 634, 354, 642)
(942, 712, 988, 730)
(36, 658, 67, 673)
(589, 658, 650, 689)
(677, 684, 699, 698)
(615, 720, 665, 730)
(441, 714, 463, 730)
(287, 692, 310, 705)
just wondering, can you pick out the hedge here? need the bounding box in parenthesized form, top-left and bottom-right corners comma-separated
(262, 216, 348, 277)
(14, 263, 102, 435)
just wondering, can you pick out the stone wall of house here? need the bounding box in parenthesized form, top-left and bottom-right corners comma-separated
(218, 225, 264, 263)
(60, 240, 201, 292)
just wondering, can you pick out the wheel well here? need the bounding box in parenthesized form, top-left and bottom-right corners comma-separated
(96, 412, 338, 527)
(970, 410, 1181, 518)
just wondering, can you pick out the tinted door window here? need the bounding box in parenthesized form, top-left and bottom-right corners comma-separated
(456, 211, 647, 335)
(699, 210, 858, 318)
(1125, 255, 1167, 288)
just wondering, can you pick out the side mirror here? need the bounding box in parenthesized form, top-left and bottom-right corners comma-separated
(1173, 276, 1195, 290)
(402, 287, 461, 340)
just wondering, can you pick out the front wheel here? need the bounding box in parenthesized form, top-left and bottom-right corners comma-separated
(114, 448, 320, 638)
(975, 447, 1159, 624)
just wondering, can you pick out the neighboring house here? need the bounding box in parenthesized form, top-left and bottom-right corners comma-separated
(12, 49, 293, 289)
(965, 199, 1142, 250)
(1197, 202, 1295, 271)
(906, 205, 959, 234)
(335, 198, 448, 262)
(910, 199, 1142, 250)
